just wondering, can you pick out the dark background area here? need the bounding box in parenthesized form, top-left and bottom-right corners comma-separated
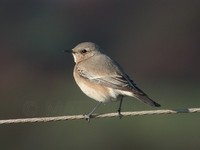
(0, 0, 200, 150)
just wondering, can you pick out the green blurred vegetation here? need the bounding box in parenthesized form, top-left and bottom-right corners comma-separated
(0, 1, 200, 150)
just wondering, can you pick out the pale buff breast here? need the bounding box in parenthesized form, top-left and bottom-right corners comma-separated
(73, 66, 120, 102)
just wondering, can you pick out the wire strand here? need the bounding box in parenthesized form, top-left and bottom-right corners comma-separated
(0, 107, 200, 125)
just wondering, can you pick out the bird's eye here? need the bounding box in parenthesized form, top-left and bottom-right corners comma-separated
(81, 49, 87, 54)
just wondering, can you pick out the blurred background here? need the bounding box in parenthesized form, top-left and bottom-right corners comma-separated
(0, 0, 200, 150)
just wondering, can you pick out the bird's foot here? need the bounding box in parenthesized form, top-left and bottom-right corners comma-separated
(83, 114, 92, 122)
(118, 110, 123, 119)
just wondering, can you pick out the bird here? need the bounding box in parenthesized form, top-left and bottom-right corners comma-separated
(65, 42, 161, 121)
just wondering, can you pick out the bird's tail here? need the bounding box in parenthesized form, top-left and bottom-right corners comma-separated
(134, 94, 161, 107)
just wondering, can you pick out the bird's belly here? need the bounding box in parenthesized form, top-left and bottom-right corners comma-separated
(76, 81, 120, 102)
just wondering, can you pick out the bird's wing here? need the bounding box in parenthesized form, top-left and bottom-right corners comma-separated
(77, 65, 145, 96)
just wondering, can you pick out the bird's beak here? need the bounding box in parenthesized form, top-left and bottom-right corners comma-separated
(64, 50, 73, 53)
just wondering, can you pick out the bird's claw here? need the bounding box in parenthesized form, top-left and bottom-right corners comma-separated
(84, 114, 92, 122)
(118, 110, 123, 119)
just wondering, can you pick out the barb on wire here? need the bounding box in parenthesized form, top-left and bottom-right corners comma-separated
(0, 107, 200, 125)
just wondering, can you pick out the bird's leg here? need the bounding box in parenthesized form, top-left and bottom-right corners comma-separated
(84, 102, 102, 122)
(117, 96, 123, 119)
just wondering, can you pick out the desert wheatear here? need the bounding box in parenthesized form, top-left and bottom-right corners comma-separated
(65, 42, 160, 121)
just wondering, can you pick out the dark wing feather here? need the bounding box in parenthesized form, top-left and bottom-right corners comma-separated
(77, 67, 145, 95)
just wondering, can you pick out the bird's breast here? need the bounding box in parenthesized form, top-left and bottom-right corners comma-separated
(73, 66, 120, 102)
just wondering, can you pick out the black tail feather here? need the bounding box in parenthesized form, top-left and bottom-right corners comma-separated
(135, 95, 161, 107)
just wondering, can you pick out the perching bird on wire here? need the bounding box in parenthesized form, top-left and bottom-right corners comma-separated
(65, 42, 161, 121)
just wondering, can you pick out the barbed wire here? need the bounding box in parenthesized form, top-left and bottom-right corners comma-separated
(0, 107, 199, 125)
